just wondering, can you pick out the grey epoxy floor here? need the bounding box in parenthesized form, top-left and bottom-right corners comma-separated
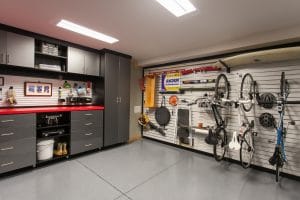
(0, 139, 299, 200)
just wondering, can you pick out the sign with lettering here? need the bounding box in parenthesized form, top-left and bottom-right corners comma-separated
(161, 72, 181, 92)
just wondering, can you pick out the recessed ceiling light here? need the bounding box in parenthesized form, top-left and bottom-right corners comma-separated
(156, 0, 196, 17)
(56, 19, 119, 44)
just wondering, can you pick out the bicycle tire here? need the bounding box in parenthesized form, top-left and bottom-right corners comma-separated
(280, 71, 290, 98)
(213, 129, 227, 161)
(280, 72, 285, 97)
(240, 73, 254, 112)
(240, 130, 254, 169)
(276, 162, 280, 182)
(215, 74, 229, 100)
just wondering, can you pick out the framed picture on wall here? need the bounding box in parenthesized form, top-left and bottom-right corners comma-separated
(0, 77, 4, 86)
(24, 82, 52, 96)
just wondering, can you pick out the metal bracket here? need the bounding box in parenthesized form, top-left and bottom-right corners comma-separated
(218, 60, 230, 73)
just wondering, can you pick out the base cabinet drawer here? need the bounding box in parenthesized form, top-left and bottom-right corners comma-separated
(70, 138, 100, 155)
(0, 114, 35, 129)
(0, 124, 35, 143)
(71, 129, 102, 140)
(0, 138, 36, 174)
(71, 110, 102, 122)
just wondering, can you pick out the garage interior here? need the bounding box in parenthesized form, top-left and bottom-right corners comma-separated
(0, 1, 300, 200)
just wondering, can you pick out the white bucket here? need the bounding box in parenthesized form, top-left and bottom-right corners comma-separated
(37, 139, 54, 161)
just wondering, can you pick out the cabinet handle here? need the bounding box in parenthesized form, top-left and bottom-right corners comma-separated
(116, 97, 119, 103)
(85, 123, 93, 126)
(85, 133, 94, 136)
(119, 97, 122, 103)
(6, 54, 9, 64)
(1, 132, 15, 137)
(1, 119, 15, 123)
(1, 161, 14, 167)
(84, 113, 93, 116)
(1, 146, 14, 151)
(84, 144, 92, 147)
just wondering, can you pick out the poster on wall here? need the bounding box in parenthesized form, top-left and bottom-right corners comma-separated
(24, 82, 52, 96)
(161, 72, 181, 92)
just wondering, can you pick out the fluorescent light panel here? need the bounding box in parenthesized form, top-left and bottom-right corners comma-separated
(56, 19, 119, 44)
(156, 0, 196, 17)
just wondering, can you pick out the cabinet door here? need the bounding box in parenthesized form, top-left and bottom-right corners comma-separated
(0, 30, 6, 64)
(85, 50, 100, 76)
(118, 57, 131, 143)
(104, 54, 120, 146)
(68, 47, 85, 74)
(6, 32, 34, 68)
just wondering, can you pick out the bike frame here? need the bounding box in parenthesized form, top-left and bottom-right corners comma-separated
(276, 100, 287, 162)
(211, 103, 226, 130)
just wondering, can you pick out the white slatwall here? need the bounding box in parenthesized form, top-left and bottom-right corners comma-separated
(143, 59, 300, 177)
(0, 74, 92, 107)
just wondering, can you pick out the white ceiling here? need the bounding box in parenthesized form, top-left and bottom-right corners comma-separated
(1, 0, 300, 66)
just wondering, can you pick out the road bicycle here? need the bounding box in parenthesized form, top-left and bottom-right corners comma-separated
(238, 73, 257, 168)
(228, 98, 257, 169)
(209, 73, 257, 165)
(268, 72, 300, 182)
(205, 74, 230, 161)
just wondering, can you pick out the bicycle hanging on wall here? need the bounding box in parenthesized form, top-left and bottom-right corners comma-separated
(225, 73, 258, 168)
(205, 73, 230, 161)
(268, 72, 300, 182)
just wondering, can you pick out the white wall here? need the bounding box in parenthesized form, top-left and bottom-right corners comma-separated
(0, 74, 91, 107)
(143, 59, 300, 177)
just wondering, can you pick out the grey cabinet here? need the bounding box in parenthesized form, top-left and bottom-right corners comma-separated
(85, 50, 100, 76)
(0, 31, 5, 64)
(0, 31, 34, 68)
(101, 53, 131, 147)
(0, 114, 36, 174)
(70, 110, 103, 155)
(67, 47, 85, 74)
(68, 47, 100, 76)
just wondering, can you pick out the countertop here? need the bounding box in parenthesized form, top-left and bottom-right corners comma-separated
(0, 106, 104, 115)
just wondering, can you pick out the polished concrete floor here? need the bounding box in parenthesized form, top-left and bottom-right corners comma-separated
(0, 139, 299, 200)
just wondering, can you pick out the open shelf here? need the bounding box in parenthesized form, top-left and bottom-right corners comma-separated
(37, 154, 69, 165)
(37, 124, 70, 130)
(34, 39, 68, 72)
(37, 133, 70, 140)
(35, 51, 67, 59)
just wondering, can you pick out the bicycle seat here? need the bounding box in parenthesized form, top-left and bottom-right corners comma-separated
(269, 147, 284, 167)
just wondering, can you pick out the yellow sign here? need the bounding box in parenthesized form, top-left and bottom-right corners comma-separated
(161, 72, 181, 92)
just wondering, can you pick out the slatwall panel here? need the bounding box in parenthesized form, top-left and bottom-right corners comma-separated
(143, 59, 300, 177)
(0, 74, 92, 107)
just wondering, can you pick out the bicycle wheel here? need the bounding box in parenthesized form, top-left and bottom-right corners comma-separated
(240, 73, 254, 112)
(215, 74, 229, 100)
(240, 130, 254, 168)
(276, 162, 280, 182)
(213, 129, 227, 161)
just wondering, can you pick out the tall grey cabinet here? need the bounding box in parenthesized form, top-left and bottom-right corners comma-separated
(0, 31, 34, 68)
(101, 53, 131, 147)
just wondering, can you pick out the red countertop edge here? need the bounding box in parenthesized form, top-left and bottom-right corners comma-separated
(0, 106, 104, 115)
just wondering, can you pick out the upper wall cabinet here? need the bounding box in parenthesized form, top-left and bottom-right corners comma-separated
(34, 40, 68, 72)
(0, 31, 34, 68)
(68, 47, 100, 76)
